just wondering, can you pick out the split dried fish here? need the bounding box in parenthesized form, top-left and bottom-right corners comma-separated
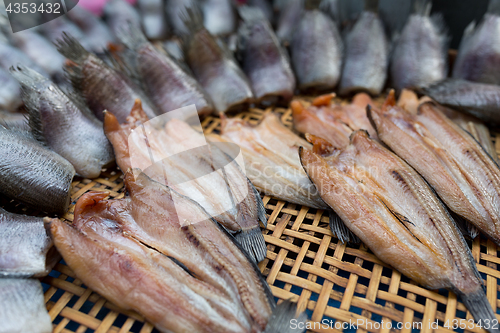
(0, 278, 52, 333)
(291, 93, 377, 147)
(11, 65, 114, 179)
(56, 33, 157, 122)
(300, 131, 498, 329)
(237, 6, 296, 104)
(0, 125, 74, 214)
(339, 0, 389, 96)
(0, 207, 57, 277)
(369, 92, 500, 247)
(117, 26, 213, 117)
(423, 78, 500, 125)
(211, 113, 328, 209)
(47, 170, 306, 333)
(290, 1, 343, 91)
(182, 8, 254, 113)
(452, 0, 500, 84)
(390, 0, 447, 91)
(104, 102, 267, 262)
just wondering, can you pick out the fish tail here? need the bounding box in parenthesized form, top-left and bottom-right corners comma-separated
(413, 0, 431, 16)
(489, 0, 500, 15)
(234, 227, 267, 263)
(364, 0, 379, 13)
(251, 182, 268, 227)
(458, 288, 500, 333)
(55, 33, 90, 64)
(264, 300, 308, 333)
(116, 23, 149, 52)
(181, 4, 204, 35)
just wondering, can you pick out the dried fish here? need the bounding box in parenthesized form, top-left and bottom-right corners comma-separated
(47, 170, 306, 333)
(237, 6, 295, 104)
(201, 0, 237, 36)
(0, 207, 57, 277)
(40, 15, 87, 47)
(11, 65, 114, 179)
(290, 1, 343, 91)
(390, 0, 447, 91)
(291, 93, 377, 147)
(0, 125, 74, 214)
(104, 102, 267, 262)
(0, 111, 27, 130)
(300, 130, 498, 329)
(275, 0, 302, 43)
(452, 0, 500, 84)
(423, 78, 500, 125)
(104, 0, 141, 38)
(66, 5, 116, 52)
(166, 0, 198, 35)
(211, 113, 328, 209)
(247, 0, 274, 23)
(56, 33, 157, 122)
(0, 278, 52, 333)
(137, 0, 169, 40)
(0, 41, 49, 77)
(183, 8, 254, 113)
(339, 0, 389, 96)
(0, 67, 22, 112)
(369, 92, 500, 247)
(117, 26, 214, 116)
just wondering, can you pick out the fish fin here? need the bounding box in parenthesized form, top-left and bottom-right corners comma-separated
(452, 212, 480, 240)
(252, 183, 268, 227)
(180, 4, 204, 36)
(264, 300, 308, 333)
(55, 33, 90, 65)
(329, 210, 360, 243)
(234, 227, 267, 263)
(116, 23, 149, 52)
(456, 288, 500, 333)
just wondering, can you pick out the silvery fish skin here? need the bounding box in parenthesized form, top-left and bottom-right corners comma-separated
(47, 170, 304, 333)
(275, 0, 302, 43)
(452, 1, 500, 84)
(390, 2, 447, 91)
(339, 10, 389, 96)
(166, 0, 197, 35)
(201, 0, 237, 36)
(10, 30, 66, 81)
(66, 6, 116, 52)
(117, 26, 214, 116)
(183, 9, 254, 113)
(56, 33, 157, 122)
(0, 207, 58, 277)
(137, 0, 169, 40)
(0, 279, 52, 333)
(423, 78, 500, 125)
(237, 7, 295, 104)
(11, 65, 114, 179)
(0, 41, 49, 77)
(291, 93, 377, 147)
(369, 92, 500, 247)
(210, 113, 328, 209)
(0, 67, 22, 111)
(104, 102, 267, 262)
(0, 126, 74, 214)
(104, 0, 141, 38)
(300, 131, 498, 330)
(290, 8, 343, 91)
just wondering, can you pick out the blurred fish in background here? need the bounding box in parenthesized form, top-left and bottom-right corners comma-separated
(137, 0, 169, 40)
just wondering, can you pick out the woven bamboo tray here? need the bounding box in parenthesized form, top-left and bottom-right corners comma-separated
(3, 102, 500, 333)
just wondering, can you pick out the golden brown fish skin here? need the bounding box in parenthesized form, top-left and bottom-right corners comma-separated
(48, 170, 273, 333)
(299, 131, 496, 327)
(213, 113, 328, 209)
(369, 93, 500, 246)
(0, 207, 57, 278)
(104, 101, 267, 263)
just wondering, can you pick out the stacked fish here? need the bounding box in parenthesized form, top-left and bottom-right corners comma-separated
(1, 0, 500, 331)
